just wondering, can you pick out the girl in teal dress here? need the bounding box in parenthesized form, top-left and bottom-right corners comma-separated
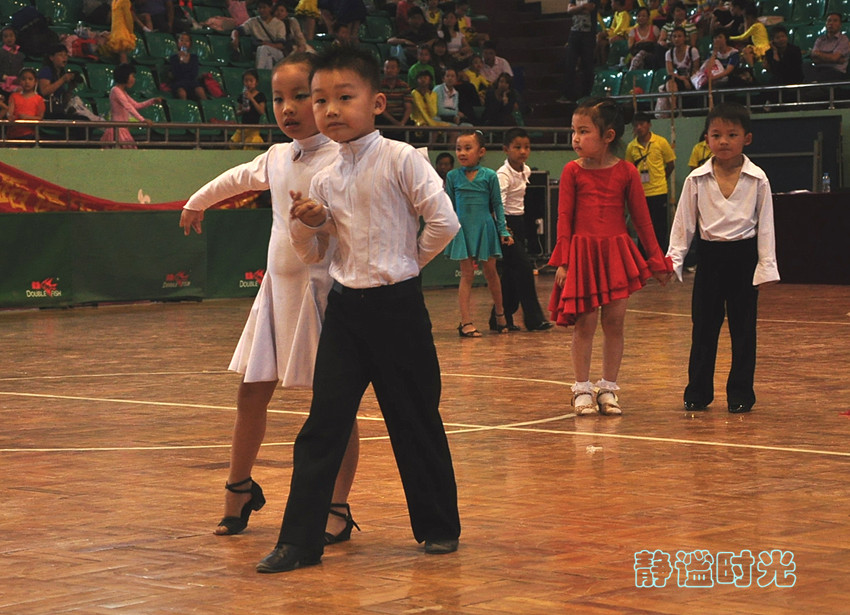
(444, 130, 514, 337)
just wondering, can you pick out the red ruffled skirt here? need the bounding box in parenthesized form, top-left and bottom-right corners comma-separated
(548, 233, 652, 326)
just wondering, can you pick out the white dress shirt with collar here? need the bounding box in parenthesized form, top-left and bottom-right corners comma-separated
(290, 130, 460, 288)
(496, 159, 531, 216)
(667, 155, 779, 286)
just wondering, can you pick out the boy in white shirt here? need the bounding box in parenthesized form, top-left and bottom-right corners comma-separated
(256, 46, 462, 574)
(494, 128, 552, 332)
(667, 102, 779, 414)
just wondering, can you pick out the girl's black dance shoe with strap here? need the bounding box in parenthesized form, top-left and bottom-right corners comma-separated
(216, 477, 265, 535)
(324, 502, 361, 545)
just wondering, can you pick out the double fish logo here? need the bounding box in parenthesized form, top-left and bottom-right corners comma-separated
(27, 277, 62, 298)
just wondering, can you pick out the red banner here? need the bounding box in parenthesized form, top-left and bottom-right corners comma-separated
(0, 160, 261, 213)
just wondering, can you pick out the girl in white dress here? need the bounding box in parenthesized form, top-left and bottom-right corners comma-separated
(180, 52, 361, 542)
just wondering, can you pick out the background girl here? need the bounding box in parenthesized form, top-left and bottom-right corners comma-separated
(444, 130, 514, 337)
(548, 98, 671, 415)
(179, 52, 360, 542)
(231, 68, 266, 148)
(100, 63, 161, 148)
(7, 67, 45, 140)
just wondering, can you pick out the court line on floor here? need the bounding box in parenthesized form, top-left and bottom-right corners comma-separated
(628, 308, 850, 326)
(1, 389, 848, 459)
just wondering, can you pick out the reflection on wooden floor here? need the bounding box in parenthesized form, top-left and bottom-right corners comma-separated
(2, 273, 850, 614)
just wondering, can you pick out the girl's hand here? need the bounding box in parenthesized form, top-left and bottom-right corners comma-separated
(501, 235, 514, 246)
(555, 265, 567, 287)
(653, 270, 672, 286)
(289, 190, 327, 226)
(179, 208, 204, 235)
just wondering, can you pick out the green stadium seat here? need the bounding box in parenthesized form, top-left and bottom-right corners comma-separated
(140, 32, 178, 65)
(35, 0, 83, 26)
(589, 68, 623, 97)
(165, 99, 203, 136)
(128, 66, 159, 99)
(790, 0, 827, 25)
(207, 34, 237, 66)
(0, 0, 35, 19)
(200, 98, 236, 122)
(621, 69, 653, 96)
(131, 102, 168, 137)
(362, 14, 394, 43)
(358, 42, 382, 65)
(606, 38, 630, 67)
(193, 35, 225, 66)
(83, 63, 114, 98)
(220, 65, 247, 96)
(790, 24, 826, 54)
(759, 0, 794, 21)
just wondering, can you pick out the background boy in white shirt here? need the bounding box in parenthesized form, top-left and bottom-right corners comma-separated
(667, 102, 779, 414)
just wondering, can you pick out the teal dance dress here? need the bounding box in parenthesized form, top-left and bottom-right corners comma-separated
(443, 165, 511, 260)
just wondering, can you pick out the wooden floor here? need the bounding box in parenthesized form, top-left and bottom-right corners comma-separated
(2, 273, 850, 614)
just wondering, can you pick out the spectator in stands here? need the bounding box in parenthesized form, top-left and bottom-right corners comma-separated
(430, 37, 450, 83)
(480, 40, 513, 84)
(656, 25, 699, 115)
(433, 66, 471, 125)
(331, 21, 357, 47)
(454, 61, 483, 122)
(378, 57, 414, 137)
(319, 0, 367, 45)
(231, 68, 267, 147)
(411, 69, 451, 129)
(463, 53, 490, 103)
(559, 0, 597, 104)
(406, 44, 436, 88)
(135, 0, 175, 33)
(439, 10, 473, 64)
(1, 26, 24, 96)
(37, 44, 87, 121)
(810, 13, 849, 83)
(6, 68, 45, 140)
(596, 0, 632, 65)
(710, 0, 745, 39)
(455, 0, 487, 46)
(763, 24, 803, 86)
(482, 72, 520, 126)
(730, 3, 768, 66)
(169, 32, 207, 101)
(202, 0, 251, 33)
(275, 3, 308, 54)
(83, 0, 112, 27)
(657, 1, 697, 53)
(424, 0, 442, 27)
(628, 6, 661, 70)
(101, 63, 161, 148)
(294, 0, 321, 41)
(232, 0, 290, 69)
(697, 30, 741, 89)
(105, 0, 136, 64)
(389, 6, 438, 67)
(393, 0, 415, 34)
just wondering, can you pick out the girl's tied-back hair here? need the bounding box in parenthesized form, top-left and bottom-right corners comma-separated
(573, 97, 626, 146)
(275, 50, 319, 73)
(458, 128, 485, 148)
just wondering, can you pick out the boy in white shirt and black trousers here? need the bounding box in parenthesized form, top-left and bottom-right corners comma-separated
(667, 102, 779, 414)
(493, 127, 553, 332)
(256, 46, 462, 574)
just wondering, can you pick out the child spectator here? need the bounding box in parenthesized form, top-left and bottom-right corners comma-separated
(294, 0, 321, 41)
(596, 0, 632, 65)
(463, 54, 490, 103)
(667, 102, 779, 414)
(101, 63, 161, 148)
(180, 51, 362, 541)
(104, 0, 136, 64)
(444, 130, 514, 337)
(430, 37, 450, 83)
(406, 43, 436, 88)
(169, 32, 207, 101)
(424, 0, 441, 27)
(730, 3, 769, 66)
(1, 27, 24, 96)
(231, 68, 267, 148)
(411, 69, 450, 129)
(256, 46, 461, 573)
(495, 127, 553, 331)
(434, 151, 454, 183)
(7, 68, 45, 140)
(549, 98, 671, 416)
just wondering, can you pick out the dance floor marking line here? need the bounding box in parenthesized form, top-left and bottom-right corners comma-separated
(628, 308, 850, 326)
(1, 389, 848, 459)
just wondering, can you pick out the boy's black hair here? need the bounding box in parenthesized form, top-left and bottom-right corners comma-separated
(503, 127, 529, 146)
(632, 111, 652, 124)
(436, 152, 454, 163)
(458, 128, 485, 148)
(771, 24, 788, 37)
(113, 62, 136, 85)
(312, 45, 382, 92)
(713, 30, 730, 42)
(383, 56, 400, 67)
(407, 6, 424, 18)
(574, 97, 626, 145)
(707, 101, 751, 133)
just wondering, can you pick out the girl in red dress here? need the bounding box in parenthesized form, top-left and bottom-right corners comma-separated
(548, 98, 672, 416)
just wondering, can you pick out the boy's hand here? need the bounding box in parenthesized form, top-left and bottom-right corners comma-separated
(501, 235, 514, 246)
(179, 208, 204, 235)
(555, 265, 567, 287)
(289, 190, 327, 227)
(653, 270, 673, 286)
